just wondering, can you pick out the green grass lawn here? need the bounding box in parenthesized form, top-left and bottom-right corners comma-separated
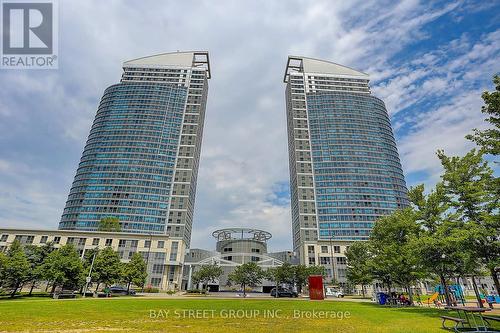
(0, 297, 460, 332)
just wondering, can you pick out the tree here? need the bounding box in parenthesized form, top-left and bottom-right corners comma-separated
(191, 263, 224, 292)
(371, 209, 426, 304)
(409, 184, 467, 306)
(2, 241, 30, 297)
(92, 247, 122, 292)
(24, 242, 55, 295)
(267, 262, 295, 297)
(98, 217, 121, 232)
(307, 265, 327, 279)
(0, 251, 6, 290)
(122, 253, 147, 293)
(438, 149, 500, 296)
(227, 262, 265, 297)
(345, 241, 373, 298)
(466, 75, 500, 155)
(41, 244, 84, 294)
(292, 265, 310, 294)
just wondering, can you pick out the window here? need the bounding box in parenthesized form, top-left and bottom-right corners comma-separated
(223, 247, 232, 252)
(53, 236, 61, 244)
(154, 252, 166, 260)
(150, 278, 161, 287)
(92, 238, 100, 246)
(144, 240, 151, 248)
(320, 257, 331, 265)
(307, 245, 315, 254)
(130, 240, 138, 248)
(251, 248, 260, 253)
(251, 256, 260, 262)
(152, 264, 165, 274)
(308, 257, 316, 265)
(26, 235, 34, 244)
(40, 236, 48, 244)
(169, 242, 178, 261)
(105, 239, 113, 246)
(168, 266, 175, 282)
(336, 257, 347, 265)
(67, 237, 75, 245)
(333, 246, 341, 254)
(157, 241, 164, 249)
(78, 238, 86, 246)
(321, 246, 328, 253)
(128, 251, 134, 259)
(118, 239, 126, 247)
(0, 235, 7, 242)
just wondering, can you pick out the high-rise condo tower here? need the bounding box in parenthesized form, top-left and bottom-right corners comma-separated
(284, 56, 408, 277)
(60, 51, 210, 248)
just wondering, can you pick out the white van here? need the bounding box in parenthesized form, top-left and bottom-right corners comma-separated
(325, 287, 344, 298)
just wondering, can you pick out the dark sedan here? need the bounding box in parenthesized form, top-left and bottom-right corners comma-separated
(109, 286, 136, 295)
(270, 287, 298, 298)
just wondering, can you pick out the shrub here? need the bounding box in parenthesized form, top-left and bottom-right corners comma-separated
(143, 286, 159, 293)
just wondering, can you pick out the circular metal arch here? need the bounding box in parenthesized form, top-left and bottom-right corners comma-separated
(211, 228, 272, 242)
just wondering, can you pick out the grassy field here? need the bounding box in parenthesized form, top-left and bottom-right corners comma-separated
(0, 296, 467, 332)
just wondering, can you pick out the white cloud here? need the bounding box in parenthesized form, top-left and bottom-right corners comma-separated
(0, 0, 498, 252)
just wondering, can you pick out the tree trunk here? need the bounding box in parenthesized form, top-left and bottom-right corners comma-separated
(490, 268, 500, 296)
(407, 284, 414, 305)
(471, 276, 483, 308)
(29, 281, 36, 296)
(361, 285, 366, 298)
(10, 283, 19, 298)
(95, 283, 100, 293)
(242, 283, 246, 298)
(127, 281, 131, 293)
(440, 274, 452, 306)
(50, 283, 56, 295)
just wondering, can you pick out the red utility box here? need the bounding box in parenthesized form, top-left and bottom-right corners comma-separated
(308, 275, 324, 300)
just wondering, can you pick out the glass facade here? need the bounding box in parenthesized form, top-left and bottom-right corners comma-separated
(307, 92, 408, 240)
(60, 52, 211, 246)
(60, 82, 187, 233)
(284, 56, 408, 253)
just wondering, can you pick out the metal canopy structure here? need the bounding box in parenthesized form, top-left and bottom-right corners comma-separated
(212, 228, 272, 242)
(189, 252, 284, 268)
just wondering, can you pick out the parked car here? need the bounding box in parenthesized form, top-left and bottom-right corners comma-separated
(270, 287, 298, 298)
(325, 287, 344, 298)
(109, 285, 136, 295)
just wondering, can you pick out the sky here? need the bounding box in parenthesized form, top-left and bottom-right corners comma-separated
(0, 0, 499, 252)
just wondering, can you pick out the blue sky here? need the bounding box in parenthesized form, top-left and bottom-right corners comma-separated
(0, 0, 498, 251)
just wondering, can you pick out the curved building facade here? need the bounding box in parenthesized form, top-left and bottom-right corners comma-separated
(284, 56, 408, 267)
(60, 51, 210, 247)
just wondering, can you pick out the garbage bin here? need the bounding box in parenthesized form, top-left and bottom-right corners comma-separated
(377, 292, 387, 305)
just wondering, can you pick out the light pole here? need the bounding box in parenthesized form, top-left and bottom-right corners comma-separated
(83, 248, 98, 298)
(141, 233, 153, 293)
(329, 230, 336, 285)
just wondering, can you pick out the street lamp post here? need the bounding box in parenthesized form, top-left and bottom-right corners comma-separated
(329, 230, 336, 284)
(83, 248, 98, 298)
(141, 233, 153, 293)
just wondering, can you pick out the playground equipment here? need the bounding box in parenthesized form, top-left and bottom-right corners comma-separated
(434, 284, 466, 306)
(424, 292, 439, 306)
